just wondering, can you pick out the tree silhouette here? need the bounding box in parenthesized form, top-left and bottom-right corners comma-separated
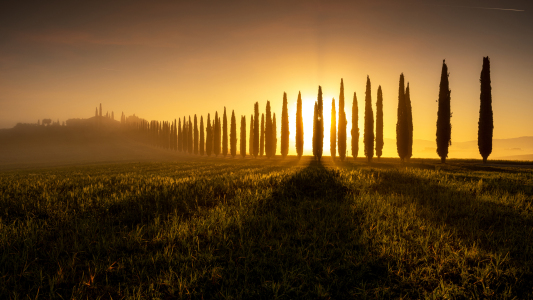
(436, 60, 451, 163)
(95, 108, 98, 117)
(260, 113, 265, 157)
(272, 113, 277, 157)
(478, 56, 493, 164)
(200, 116, 205, 156)
(296, 91, 304, 159)
(223, 107, 228, 157)
(249, 114, 254, 156)
(188, 116, 193, 154)
(240, 115, 246, 158)
(206, 114, 212, 156)
(281, 92, 289, 158)
(183, 116, 188, 153)
(330, 98, 336, 160)
(99, 103, 102, 117)
(214, 112, 221, 157)
(253, 103, 259, 158)
(265, 101, 272, 158)
(315, 86, 324, 161)
(351, 92, 359, 160)
(376, 86, 384, 160)
(338, 79, 347, 161)
(405, 83, 413, 161)
(178, 118, 182, 152)
(194, 115, 198, 154)
(230, 110, 237, 158)
(313, 102, 318, 159)
(364, 76, 374, 162)
(396, 74, 407, 161)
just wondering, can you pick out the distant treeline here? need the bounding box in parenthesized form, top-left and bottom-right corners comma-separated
(26, 57, 492, 163)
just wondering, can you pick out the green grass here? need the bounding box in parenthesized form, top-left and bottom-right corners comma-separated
(1, 156, 532, 299)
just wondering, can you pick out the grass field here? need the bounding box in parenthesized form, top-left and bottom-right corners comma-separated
(1, 156, 532, 299)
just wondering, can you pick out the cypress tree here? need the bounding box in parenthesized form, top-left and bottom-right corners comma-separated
(281, 92, 289, 158)
(194, 115, 198, 154)
(206, 114, 212, 156)
(396, 74, 407, 161)
(99, 103, 102, 117)
(95, 108, 98, 117)
(364, 76, 374, 162)
(376, 86, 384, 160)
(478, 56, 493, 164)
(272, 113, 277, 157)
(265, 102, 272, 158)
(174, 119, 178, 150)
(316, 86, 324, 161)
(188, 117, 193, 154)
(405, 83, 413, 161)
(351, 92, 359, 160)
(200, 116, 205, 156)
(296, 91, 304, 159)
(223, 107, 228, 157)
(338, 79, 347, 161)
(253, 103, 259, 158)
(178, 118, 182, 152)
(330, 98, 336, 160)
(249, 115, 254, 156)
(240, 116, 246, 158)
(183, 116, 188, 153)
(214, 112, 221, 157)
(436, 60, 451, 163)
(312, 102, 318, 159)
(230, 110, 237, 158)
(260, 113, 265, 157)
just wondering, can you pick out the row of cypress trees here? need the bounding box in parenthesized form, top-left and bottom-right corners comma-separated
(129, 57, 492, 162)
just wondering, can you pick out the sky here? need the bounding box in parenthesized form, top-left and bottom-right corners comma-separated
(1, 0, 532, 156)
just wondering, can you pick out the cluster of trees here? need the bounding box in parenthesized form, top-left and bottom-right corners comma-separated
(123, 57, 493, 163)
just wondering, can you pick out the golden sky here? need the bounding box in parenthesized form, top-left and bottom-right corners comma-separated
(1, 0, 532, 156)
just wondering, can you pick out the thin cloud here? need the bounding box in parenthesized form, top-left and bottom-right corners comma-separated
(425, 4, 525, 12)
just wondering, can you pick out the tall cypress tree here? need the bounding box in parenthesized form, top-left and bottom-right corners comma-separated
(351, 92, 359, 160)
(174, 119, 178, 150)
(178, 118, 182, 152)
(364, 76, 374, 162)
(376, 86, 384, 160)
(214, 112, 221, 157)
(206, 114, 212, 156)
(478, 56, 493, 164)
(396, 74, 407, 161)
(281, 92, 289, 158)
(230, 110, 237, 158)
(296, 91, 304, 159)
(272, 113, 277, 157)
(313, 101, 318, 159)
(330, 98, 336, 160)
(200, 116, 205, 156)
(240, 116, 246, 158)
(316, 86, 324, 161)
(223, 107, 228, 157)
(188, 117, 193, 154)
(265, 102, 272, 158)
(253, 103, 259, 158)
(436, 60, 451, 163)
(405, 83, 413, 161)
(260, 113, 265, 157)
(183, 116, 188, 153)
(194, 115, 198, 154)
(249, 114, 254, 156)
(338, 79, 347, 161)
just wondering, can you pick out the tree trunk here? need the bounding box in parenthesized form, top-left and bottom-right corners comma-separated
(483, 157, 487, 164)
(441, 157, 446, 164)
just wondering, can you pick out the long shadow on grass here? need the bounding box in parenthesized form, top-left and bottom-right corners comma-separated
(205, 160, 404, 299)
(364, 167, 533, 297)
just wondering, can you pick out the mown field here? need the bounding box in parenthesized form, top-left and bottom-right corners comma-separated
(1, 156, 532, 299)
